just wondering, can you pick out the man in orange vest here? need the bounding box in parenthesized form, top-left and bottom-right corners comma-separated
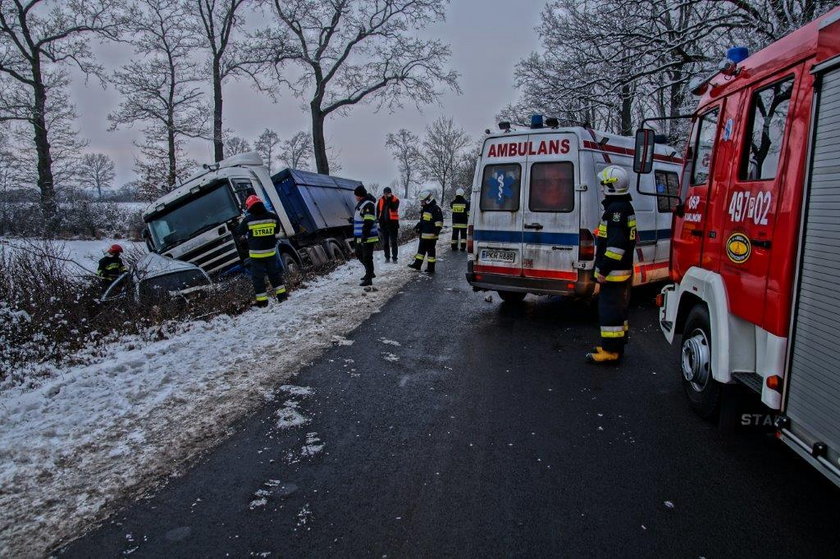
(376, 186, 400, 262)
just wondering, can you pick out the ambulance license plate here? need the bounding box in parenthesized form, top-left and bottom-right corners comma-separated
(480, 248, 516, 264)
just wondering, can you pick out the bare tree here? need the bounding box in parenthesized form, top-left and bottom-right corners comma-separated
(224, 136, 252, 155)
(257, 0, 460, 175)
(108, 0, 207, 191)
(78, 153, 116, 199)
(254, 128, 281, 172)
(721, 0, 835, 43)
(7, 82, 88, 196)
(279, 131, 313, 170)
(420, 117, 470, 204)
(452, 142, 481, 199)
(0, 0, 120, 222)
(191, 0, 253, 162)
(385, 128, 421, 198)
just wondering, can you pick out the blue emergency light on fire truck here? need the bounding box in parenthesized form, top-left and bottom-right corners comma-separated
(141, 152, 360, 277)
(464, 116, 683, 303)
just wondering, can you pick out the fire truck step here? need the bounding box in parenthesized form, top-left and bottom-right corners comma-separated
(732, 372, 763, 395)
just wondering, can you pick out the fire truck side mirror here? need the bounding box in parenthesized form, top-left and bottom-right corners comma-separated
(633, 128, 656, 174)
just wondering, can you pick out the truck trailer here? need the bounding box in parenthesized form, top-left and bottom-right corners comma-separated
(642, 8, 840, 487)
(142, 152, 361, 278)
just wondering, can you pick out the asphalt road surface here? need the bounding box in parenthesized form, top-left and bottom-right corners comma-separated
(60, 249, 840, 558)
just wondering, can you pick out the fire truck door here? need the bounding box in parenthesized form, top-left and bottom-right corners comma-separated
(717, 75, 797, 325)
(671, 106, 723, 279)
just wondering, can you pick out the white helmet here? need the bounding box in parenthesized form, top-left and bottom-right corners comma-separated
(418, 189, 434, 202)
(455, 188, 465, 197)
(597, 166, 629, 195)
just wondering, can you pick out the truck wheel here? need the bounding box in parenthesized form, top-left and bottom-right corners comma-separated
(681, 305, 721, 419)
(281, 252, 301, 288)
(326, 240, 347, 262)
(497, 291, 526, 304)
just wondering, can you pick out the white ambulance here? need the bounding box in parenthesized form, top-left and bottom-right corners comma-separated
(465, 120, 682, 302)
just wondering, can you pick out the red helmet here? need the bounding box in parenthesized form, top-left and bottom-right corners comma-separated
(108, 244, 123, 254)
(245, 195, 262, 210)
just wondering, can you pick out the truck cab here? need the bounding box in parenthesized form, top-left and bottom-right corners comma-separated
(465, 123, 681, 302)
(142, 152, 360, 278)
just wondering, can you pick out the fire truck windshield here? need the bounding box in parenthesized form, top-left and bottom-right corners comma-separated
(147, 182, 240, 251)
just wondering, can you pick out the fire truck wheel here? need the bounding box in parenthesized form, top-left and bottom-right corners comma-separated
(681, 305, 721, 419)
(497, 291, 527, 304)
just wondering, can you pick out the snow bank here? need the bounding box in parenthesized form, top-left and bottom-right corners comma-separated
(0, 253, 416, 557)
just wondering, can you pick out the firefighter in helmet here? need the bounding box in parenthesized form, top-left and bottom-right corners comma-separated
(408, 189, 443, 273)
(587, 165, 636, 364)
(97, 244, 127, 289)
(236, 194, 287, 306)
(450, 188, 470, 251)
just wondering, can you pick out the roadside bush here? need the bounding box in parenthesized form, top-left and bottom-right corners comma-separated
(0, 241, 254, 389)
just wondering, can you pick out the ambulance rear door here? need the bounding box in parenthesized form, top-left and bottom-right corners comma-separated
(472, 135, 526, 277)
(520, 133, 579, 282)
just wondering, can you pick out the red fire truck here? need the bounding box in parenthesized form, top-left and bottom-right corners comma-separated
(635, 8, 840, 486)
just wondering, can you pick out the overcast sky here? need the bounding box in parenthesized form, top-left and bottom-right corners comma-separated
(68, 0, 546, 191)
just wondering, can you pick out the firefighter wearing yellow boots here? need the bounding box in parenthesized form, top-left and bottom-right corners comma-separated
(450, 188, 470, 251)
(408, 190, 443, 273)
(586, 166, 636, 364)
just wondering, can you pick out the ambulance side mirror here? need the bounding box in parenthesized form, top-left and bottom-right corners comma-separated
(633, 128, 656, 174)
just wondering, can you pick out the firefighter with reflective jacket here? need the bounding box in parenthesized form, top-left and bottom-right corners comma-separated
(97, 244, 127, 288)
(587, 166, 636, 364)
(236, 195, 287, 306)
(354, 185, 379, 286)
(450, 188, 470, 251)
(408, 190, 443, 273)
(376, 186, 400, 262)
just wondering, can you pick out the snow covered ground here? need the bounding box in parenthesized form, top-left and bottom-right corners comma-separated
(0, 250, 421, 557)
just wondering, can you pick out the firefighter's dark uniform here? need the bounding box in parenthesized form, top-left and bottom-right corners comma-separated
(236, 205, 287, 305)
(409, 198, 443, 273)
(592, 194, 636, 358)
(354, 193, 379, 284)
(97, 255, 126, 287)
(450, 195, 470, 251)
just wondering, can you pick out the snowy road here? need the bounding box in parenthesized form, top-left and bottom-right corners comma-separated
(57, 248, 840, 557)
(0, 251, 415, 557)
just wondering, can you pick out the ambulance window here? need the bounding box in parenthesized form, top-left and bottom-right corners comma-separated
(690, 109, 719, 185)
(741, 77, 794, 181)
(529, 162, 574, 212)
(480, 164, 521, 211)
(655, 170, 680, 212)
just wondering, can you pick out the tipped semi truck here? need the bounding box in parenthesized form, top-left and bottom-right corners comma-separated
(141, 152, 362, 279)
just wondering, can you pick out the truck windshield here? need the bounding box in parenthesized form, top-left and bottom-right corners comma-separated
(147, 182, 240, 251)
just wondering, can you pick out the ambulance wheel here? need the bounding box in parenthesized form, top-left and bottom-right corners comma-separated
(497, 291, 526, 304)
(680, 305, 721, 419)
(281, 252, 302, 288)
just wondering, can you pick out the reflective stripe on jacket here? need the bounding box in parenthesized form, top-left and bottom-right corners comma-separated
(417, 200, 443, 240)
(354, 195, 379, 242)
(594, 194, 636, 282)
(450, 196, 470, 228)
(237, 212, 282, 258)
(376, 195, 400, 223)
